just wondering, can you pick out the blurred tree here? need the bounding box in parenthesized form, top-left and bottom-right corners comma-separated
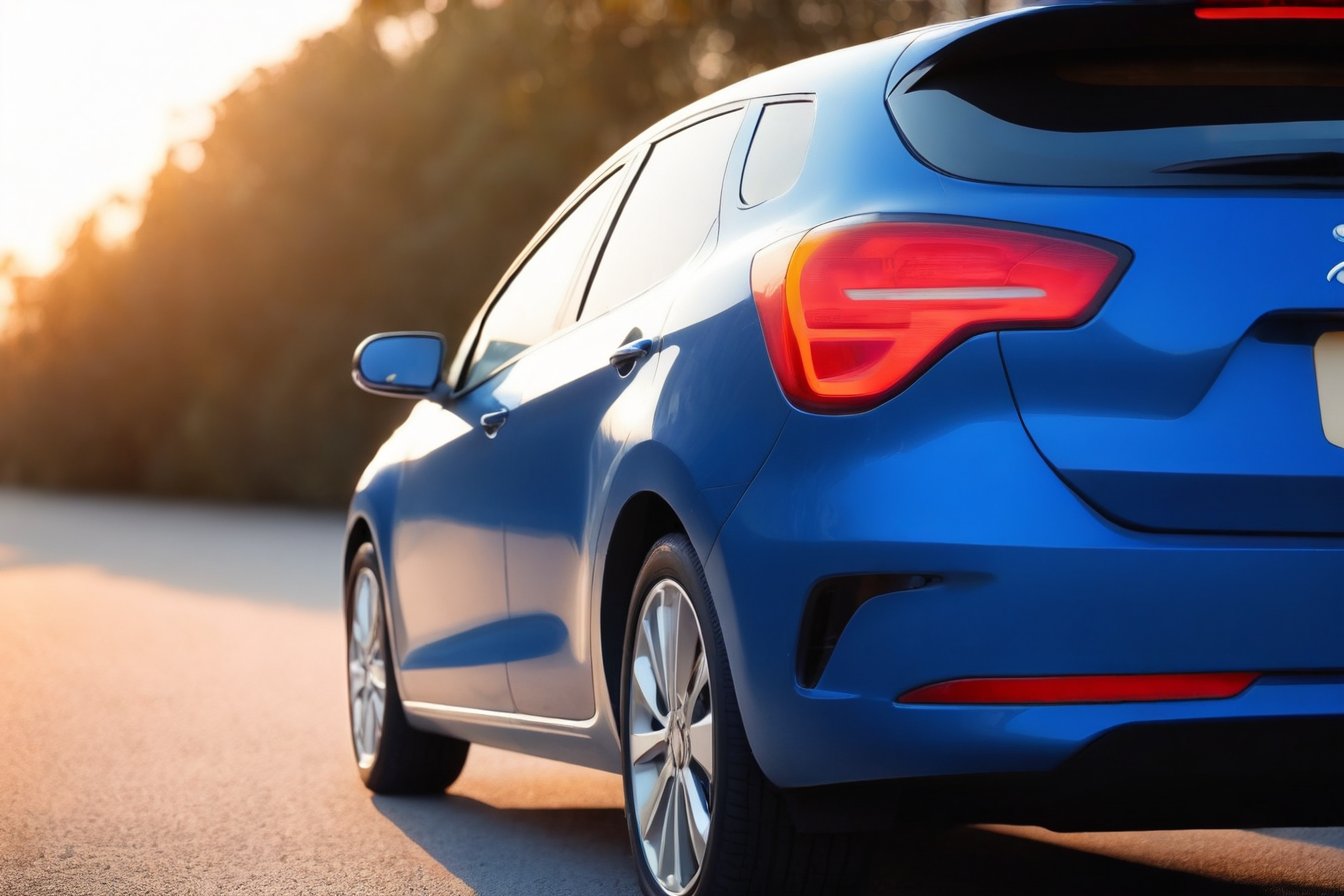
(0, 0, 993, 505)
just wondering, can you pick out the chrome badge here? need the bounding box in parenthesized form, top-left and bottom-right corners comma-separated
(1331, 225, 1344, 284)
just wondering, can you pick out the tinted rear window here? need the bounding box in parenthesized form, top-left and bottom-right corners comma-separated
(890, 7, 1344, 188)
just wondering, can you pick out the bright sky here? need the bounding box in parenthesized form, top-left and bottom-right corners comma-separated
(0, 0, 357, 278)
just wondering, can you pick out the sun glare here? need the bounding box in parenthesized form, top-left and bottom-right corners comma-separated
(0, 0, 357, 287)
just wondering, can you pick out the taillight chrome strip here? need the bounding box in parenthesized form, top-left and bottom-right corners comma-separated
(844, 286, 1048, 302)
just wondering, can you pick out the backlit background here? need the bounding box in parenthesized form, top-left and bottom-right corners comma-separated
(0, 0, 1009, 505)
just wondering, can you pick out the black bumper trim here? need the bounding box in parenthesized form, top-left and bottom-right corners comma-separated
(783, 715, 1344, 832)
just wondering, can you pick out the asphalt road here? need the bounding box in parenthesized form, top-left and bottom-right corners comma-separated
(2, 489, 1342, 895)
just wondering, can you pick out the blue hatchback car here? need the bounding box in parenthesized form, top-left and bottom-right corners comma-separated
(344, 2, 1344, 893)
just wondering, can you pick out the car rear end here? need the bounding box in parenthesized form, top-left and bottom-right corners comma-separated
(707, 0, 1344, 830)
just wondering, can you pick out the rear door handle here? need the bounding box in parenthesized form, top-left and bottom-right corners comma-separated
(609, 338, 655, 376)
(480, 409, 509, 438)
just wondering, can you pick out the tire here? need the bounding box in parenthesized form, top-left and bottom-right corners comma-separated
(346, 542, 469, 794)
(619, 534, 869, 896)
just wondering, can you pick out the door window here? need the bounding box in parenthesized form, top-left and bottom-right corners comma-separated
(463, 171, 623, 390)
(582, 109, 745, 320)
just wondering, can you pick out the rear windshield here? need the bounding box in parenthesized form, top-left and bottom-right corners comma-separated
(889, 7, 1344, 189)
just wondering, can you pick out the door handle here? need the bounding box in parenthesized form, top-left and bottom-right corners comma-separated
(480, 409, 509, 438)
(609, 338, 655, 376)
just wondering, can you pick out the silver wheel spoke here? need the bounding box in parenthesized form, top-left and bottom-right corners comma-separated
(680, 767, 709, 864)
(671, 602, 698, 703)
(640, 617, 669, 715)
(632, 656, 667, 726)
(630, 728, 665, 767)
(687, 653, 709, 710)
(362, 591, 380, 655)
(352, 581, 371, 645)
(688, 713, 714, 782)
(659, 599, 681, 713)
(670, 773, 684, 885)
(640, 761, 674, 838)
(655, 775, 674, 881)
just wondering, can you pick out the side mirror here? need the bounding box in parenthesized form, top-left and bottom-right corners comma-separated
(352, 332, 447, 398)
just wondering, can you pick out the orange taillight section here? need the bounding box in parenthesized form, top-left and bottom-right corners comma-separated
(751, 219, 1124, 412)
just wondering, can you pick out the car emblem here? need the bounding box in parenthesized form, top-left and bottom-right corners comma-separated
(1330, 225, 1344, 284)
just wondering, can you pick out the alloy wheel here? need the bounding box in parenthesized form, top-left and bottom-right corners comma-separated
(348, 567, 387, 768)
(627, 578, 715, 895)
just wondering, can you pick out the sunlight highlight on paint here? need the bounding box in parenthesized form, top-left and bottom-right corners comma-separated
(0, 0, 357, 278)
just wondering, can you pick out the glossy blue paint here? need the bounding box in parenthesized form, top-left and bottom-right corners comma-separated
(706, 334, 1344, 786)
(402, 613, 568, 670)
(347, 1, 1344, 806)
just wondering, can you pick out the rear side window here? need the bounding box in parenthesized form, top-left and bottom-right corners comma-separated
(464, 172, 623, 389)
(582, 109, 745, 319)
(890, 7, 1344, 189)
(740, 101, 816, 206)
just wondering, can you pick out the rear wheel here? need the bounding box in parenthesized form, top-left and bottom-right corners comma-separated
(620, 535, 869, 896)
(346, 542, 469, 793)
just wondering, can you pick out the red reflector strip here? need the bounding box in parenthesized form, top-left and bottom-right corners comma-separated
(898, 673, 1259, 705)
(1196, 5, 1344, 16)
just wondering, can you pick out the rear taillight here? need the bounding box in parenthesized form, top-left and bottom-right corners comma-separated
(751, 218, 1125, 412)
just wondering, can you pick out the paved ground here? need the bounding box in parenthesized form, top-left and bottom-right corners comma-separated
(1, 489, 1341, 895)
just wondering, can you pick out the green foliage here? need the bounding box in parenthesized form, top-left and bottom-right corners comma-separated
(0, 0, 984, 505)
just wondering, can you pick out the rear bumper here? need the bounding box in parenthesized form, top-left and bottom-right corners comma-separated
(705, 335, 1344, 808)
(785, 714, 1344, 832)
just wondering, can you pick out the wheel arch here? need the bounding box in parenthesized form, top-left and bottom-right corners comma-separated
(592, 439, 745, 727)
(597, 491, 688, 723)
(344, 454, 401, 603)
(344, 516, 374, 580)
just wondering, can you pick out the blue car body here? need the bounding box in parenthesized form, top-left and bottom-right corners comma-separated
(349, 1, 1344, 829)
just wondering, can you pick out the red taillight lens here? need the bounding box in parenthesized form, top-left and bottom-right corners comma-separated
(751, 218, 1124, 412)
(898, 673, 1259, 705)
(1196, 6, 1344, 17)
(1196, 0, 1344, 18)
